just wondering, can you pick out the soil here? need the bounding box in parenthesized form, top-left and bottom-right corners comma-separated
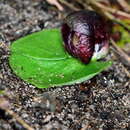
(0, 0, 130, 130)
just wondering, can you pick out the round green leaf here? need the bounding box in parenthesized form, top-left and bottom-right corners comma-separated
(9, 29, 112, 88)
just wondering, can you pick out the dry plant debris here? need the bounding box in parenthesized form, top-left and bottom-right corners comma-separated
(0, 0, 130, 129)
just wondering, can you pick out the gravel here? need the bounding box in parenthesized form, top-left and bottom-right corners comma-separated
(0, 0, 130, 130)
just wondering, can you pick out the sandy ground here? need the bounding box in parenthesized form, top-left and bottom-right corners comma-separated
(0, 0, 130, 130)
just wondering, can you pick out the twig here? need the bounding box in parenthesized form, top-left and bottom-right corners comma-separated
(59, 0, 80, 11)
(88, 0, 130, 19)
(0, 42, 9, 50)
(0, 98, 34, 130)
(83, 0, 130, 33)
(46, 0, 64, 11)
(110, 38, 130, 67)
(90, 6, 130, 33)
(75, 0, 93, 10)
(117, 0, 130, 12)
(5, 109, 34, 130)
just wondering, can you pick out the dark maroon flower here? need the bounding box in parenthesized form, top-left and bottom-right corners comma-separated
(61, 10, 109, 64)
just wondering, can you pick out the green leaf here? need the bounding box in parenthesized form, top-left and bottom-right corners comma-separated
(0, 90, 4, 95)
(9, 29, 112, 88)
(11, 29, 68, 60)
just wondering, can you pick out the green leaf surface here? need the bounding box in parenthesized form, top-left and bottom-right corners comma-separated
(11, 29, 68, 60)
(0, 90, 4, 95)
(9, 29, 112, 88)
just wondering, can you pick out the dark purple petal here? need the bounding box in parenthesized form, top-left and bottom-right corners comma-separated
(61, 10, 110, 64)
(62, 24, 94, 63)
